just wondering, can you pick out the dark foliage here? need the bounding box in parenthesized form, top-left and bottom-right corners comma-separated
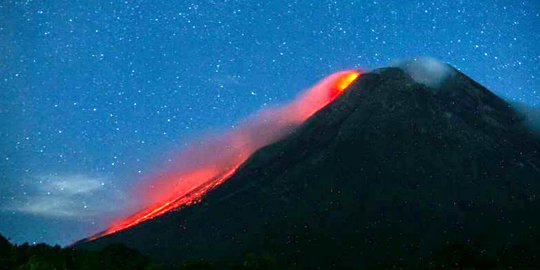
(0, 234, 287, 269)
(0, 234, 164, 270)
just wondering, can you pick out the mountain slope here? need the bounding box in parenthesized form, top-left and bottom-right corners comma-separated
(77, 67, 540, 269)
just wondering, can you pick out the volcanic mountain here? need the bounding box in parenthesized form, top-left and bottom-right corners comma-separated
(77, 63, 540, 269)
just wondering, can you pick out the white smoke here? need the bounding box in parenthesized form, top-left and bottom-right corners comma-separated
(394, 57, 456, 88)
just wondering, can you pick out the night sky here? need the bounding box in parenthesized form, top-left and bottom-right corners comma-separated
(1, 0, 539, 246)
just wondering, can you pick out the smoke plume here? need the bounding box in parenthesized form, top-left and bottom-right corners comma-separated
(89, 70, 360, 239)
(394, 57, 456, 88)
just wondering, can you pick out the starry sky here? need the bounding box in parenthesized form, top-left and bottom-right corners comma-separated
(1, 0, 539, 246)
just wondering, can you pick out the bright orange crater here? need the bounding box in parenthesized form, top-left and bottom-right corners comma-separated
(336, 71, 360, 92)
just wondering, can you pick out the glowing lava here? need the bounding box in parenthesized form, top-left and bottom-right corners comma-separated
(88, 70, 360, 240)
(336, 72, 360, 93)
(89, 165, 241, 240)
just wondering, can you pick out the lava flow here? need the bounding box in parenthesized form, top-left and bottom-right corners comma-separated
(88, 70, 360, 240)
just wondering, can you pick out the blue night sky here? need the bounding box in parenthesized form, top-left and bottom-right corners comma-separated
(1, 0, 539, 245)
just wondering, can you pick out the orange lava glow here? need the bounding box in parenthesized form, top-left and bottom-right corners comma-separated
(336, 72, 360, 93)
(87, 70, 360, 241)
(89, 165, 241, 240)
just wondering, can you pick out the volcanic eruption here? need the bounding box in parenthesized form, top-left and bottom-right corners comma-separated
(88, 70, 360, 240)
(78, 62, 540, 269)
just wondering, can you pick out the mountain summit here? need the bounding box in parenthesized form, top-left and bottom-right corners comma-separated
(77, 64, 540, 269)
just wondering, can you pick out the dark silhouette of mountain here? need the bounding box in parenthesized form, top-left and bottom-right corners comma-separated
(77, 66, 540, 269)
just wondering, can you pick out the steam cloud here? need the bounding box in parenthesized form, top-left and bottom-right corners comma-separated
(394, 57, 456, 88)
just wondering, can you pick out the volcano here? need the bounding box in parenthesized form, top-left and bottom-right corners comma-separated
(76, 63, 540, 269)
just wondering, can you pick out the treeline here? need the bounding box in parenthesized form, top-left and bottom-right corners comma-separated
(0, 234, 278, 270)
(0, 234, 162, 270)
(2, 233, 518, 269)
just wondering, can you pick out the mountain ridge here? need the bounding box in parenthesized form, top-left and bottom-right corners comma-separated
(77, 66, 540, 269)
